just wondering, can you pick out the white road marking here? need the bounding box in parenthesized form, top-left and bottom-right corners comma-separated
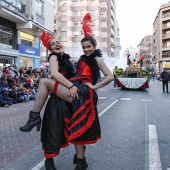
(31, 100, 118, 170)
(142, 99, 153, 102)
(149, 125, 162, 170)
(98, 100, 118, 117)
(120, 98, 131, 101)
(98, 97, 107, 99)
(31, 159, 45, 170)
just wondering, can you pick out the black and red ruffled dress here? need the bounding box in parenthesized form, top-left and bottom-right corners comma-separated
(64, 49, 102, 145)
(41, 53, 74, 158)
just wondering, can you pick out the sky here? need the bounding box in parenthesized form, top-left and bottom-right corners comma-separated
(116, 0, 169, 51)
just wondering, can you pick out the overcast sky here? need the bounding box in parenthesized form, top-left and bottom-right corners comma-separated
(116, 0, 169, 51)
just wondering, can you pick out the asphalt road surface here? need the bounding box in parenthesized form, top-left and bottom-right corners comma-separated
(3, 80, 170, 170)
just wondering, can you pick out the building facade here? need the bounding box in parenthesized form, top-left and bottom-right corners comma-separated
(138, 34, 153, 69)
(56, 0, 118, 61)
(153, 2, 170, 71)
(0, 0, 54, 68)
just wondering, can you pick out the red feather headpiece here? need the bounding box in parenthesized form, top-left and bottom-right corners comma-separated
(40, 31, 55, 50)
(82, 13, 93, 36)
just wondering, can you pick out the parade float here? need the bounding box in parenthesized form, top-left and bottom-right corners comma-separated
(116, 57, 150, 89)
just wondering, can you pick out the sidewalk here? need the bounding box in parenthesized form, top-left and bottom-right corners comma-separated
(0, 101, 44, 169)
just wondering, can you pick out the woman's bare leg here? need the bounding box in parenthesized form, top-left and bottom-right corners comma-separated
(32, 78, 72, 112)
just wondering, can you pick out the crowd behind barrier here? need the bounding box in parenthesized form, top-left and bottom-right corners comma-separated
(0, 65, 51, 107)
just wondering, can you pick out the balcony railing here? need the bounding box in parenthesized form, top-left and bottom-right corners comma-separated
(162, 13, 170, 18)
(162, 33, 170, 39)
(0, 0, 26, 17)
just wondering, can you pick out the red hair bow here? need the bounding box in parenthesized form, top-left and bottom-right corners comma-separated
(40, 31, 54, 50)
(82, 13, 93, 36)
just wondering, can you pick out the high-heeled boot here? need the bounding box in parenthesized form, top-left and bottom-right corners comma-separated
(19, 111, 41, 132)
(74, 157, 88, 170)
(73, 146, 86, 164)
(45, 158, 56, 170)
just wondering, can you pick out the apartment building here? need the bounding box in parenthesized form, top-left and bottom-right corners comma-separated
(0, 0, 54, 68)
(153, 2, 170, 71)
(56, 0, 117, 61)
(138, 34, 153, 69)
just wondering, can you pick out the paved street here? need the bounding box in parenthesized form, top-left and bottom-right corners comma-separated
(1, 80, 170, 170)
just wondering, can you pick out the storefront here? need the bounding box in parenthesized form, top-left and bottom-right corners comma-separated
(18, 44, 40, 69)
(0, 44, 19, 67)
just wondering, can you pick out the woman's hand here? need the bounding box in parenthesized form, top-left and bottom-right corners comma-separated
(83, 82, 96, 90)
(68, 85, 79, 100)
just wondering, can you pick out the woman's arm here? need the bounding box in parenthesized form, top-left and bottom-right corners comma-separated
(49, 55, 79, 99)
(93, 57, 114, 89)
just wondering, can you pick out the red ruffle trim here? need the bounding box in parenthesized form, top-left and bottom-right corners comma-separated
(43, 143, 69, 158)
(66, 88, 96, 142)
(69, 76, 93, 83)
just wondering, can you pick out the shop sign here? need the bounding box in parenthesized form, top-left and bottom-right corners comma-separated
(18, 44, 40, 56)
(0, 47, 19, 57)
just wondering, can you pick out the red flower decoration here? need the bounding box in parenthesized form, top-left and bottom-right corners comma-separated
(40, 31, 54, 50)
(82, 13, 93, 36)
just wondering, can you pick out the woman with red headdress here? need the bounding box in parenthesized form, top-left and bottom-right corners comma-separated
(19, 13, 114, 170)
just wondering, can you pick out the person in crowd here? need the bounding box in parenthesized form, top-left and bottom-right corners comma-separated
(12, 75, 19, 86)
(113, 66, 118, 89)
(151, 71, 156, 81)
(0, 88, 12, 107)
(19, 30, 114, 170)
(0, 75, 9, 90)
(160, 68, 170, 93)
(9, 67, 16, 78)
(18, 74, 26, 85)
(9, 86, 19, 103)
(26, 66, 33, 75)
(3, 67, 10, 77)
(6, 75, 14, 89)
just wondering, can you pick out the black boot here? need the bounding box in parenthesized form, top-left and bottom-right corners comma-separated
(73, 146, 86, 164)
(19, 111, 41, 132)
(74, 157, 88, 170)
(45, 158, 56, 170)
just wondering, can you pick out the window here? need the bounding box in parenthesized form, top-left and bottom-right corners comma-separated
(90, 10, 95, 16)
(61, 31, 67, 36)
(74, 32, 79, 37)
(80, 10, 84, 15)
(74, 21, 78, 26)
(21, 39, 33, 47)
(0, 25, 13, 46)
(74, 11, 78, 16)
(80, 0, 84, 4)
(61, 21, 67, 27)
(36, 0, 43, 15)
(61, 11, 67, 15)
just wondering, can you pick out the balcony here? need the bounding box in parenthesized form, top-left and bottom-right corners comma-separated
(162, 24, 170, 30)
(0, 0, 27, 23)
(162, 13, 170, 18)
(162, 33, 170, 39)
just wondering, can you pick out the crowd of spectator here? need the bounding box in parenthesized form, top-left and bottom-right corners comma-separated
(0, 65, 50, 107)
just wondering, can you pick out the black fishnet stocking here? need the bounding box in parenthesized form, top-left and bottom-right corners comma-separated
(33, 78, 72, 112)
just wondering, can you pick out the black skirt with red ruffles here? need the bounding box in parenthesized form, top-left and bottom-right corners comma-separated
(65, 76, 101, 145)
(41, 94, 71, 158)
